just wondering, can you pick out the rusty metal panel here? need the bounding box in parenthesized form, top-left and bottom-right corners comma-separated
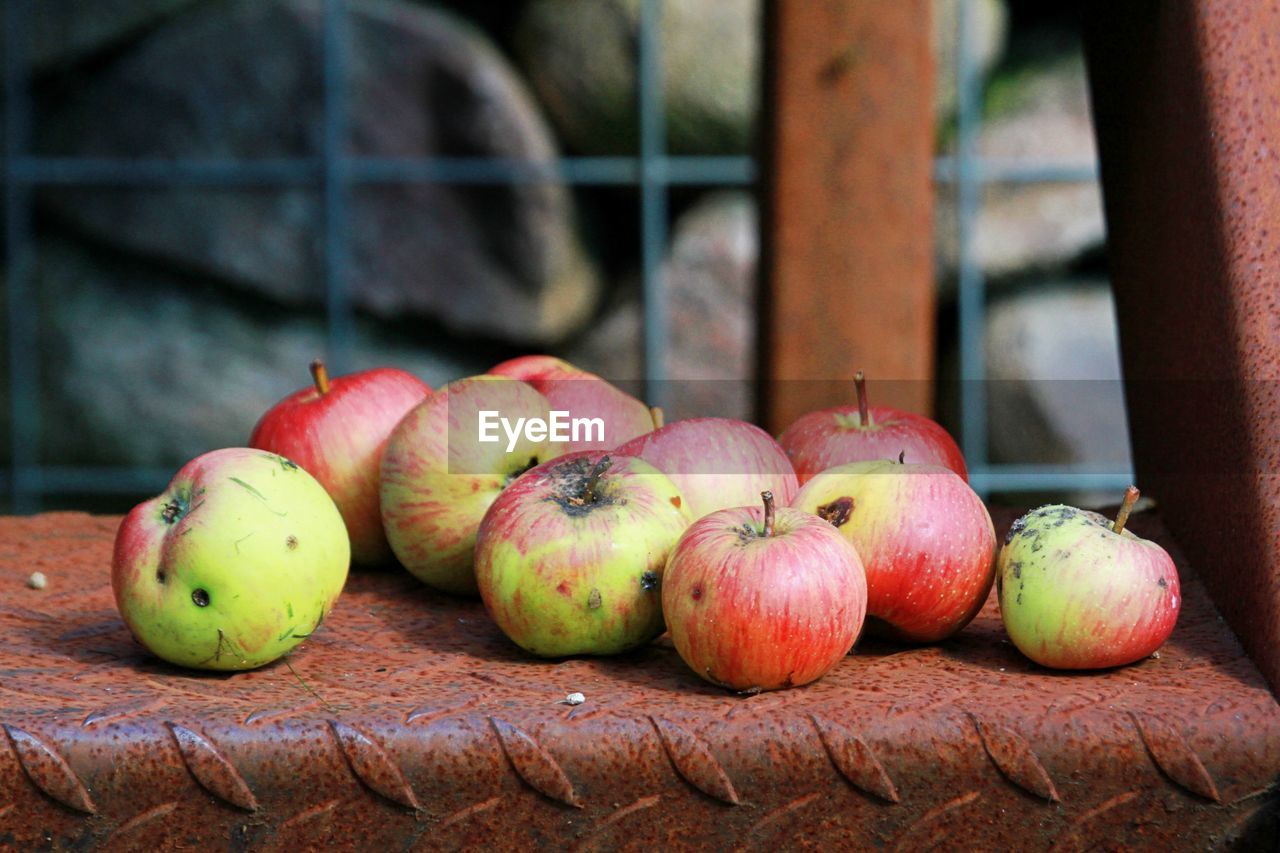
(1085, 0, 1280, 696)
(2, 512, 1278, 848)
(760, 0, 936, 434)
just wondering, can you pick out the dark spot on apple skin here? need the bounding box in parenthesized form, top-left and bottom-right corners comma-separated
(588, 588, 602, 609)
(506, 456, 540, 486)
(1158, 577, 1168, 589)
(1005, 515, 1028, 544)
(546, 457, 621, 515)
(156, 570, 166, 584)
(691, 586, 703, 601)
(1011, 561, 1023, 579)
(286, 535, 298, 550)
(670, 496, 681, 509)
(1016, 592, 1023, 605)
(640, 571, 659, 591)
(556, 581, 571, 597)
(192, 588, 210, 607)
(817, 496, 855, 528)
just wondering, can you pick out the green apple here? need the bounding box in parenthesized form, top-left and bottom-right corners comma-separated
(111, 447, 351, 670)
(474, 452, 692, 656)
(996, 487, 1181, 669)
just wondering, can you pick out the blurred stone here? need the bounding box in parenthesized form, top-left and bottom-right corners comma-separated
(514, 0, 759, 155)
(38, 0, 598, 345)
(937, 50, 1105, 283)
(566, 192, 758, 421)
(984, 280, 1131, 470)
(0, 0, 204, 72)
(34, 238, 481, 469)
(933, 0, 1009, 121)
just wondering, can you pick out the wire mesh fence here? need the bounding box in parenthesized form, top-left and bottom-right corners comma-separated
(1, 0, 1131, 512)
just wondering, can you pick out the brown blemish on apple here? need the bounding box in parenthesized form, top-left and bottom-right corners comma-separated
(1011, 561, 1022, 579)
(156, 570, 166, 584)
(286, 535, 298, 551)
(556, 581, 571, 596)
(588, 588, 602, 609)
(670, 496, 681, 509)
(1158, 577, 1168, 589)
(817, 496, 855, 528)
(691, 585, 703, 601)
(192, 588, 210, 607)
(640, 571, 659, 591)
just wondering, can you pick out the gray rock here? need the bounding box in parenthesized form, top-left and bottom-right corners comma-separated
(1, 0, 204, 72)
(984, 280, 1132, 471)
(514, 0, 760, 155)
(32, 238, 481, 469)
(566, 192, 758, 421)
(937, 50, 1105, 282)
(37, 0, 598, 345)
(933, 0, 1009, 121)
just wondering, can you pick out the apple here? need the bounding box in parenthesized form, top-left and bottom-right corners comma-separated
(488, 355, 655, 452)
(996, 487, 1181, 669)
(249, 359, 431, 566)
(111, 447, 350, 671)
(778, 371, 967, 484)
(662, 491, 867, 691)
(792, 458, 995, 642)
(614, 415, 799, 520)
(380, 375, 556, 595)
(474, 452, 692, 656)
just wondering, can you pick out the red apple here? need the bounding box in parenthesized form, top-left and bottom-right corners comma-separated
(792, 458, 995, 642)
(662, 491, 867, 691)
(997, 487, 1181, 669)
(379, 375, 557, 595)
(614, 415, 799, 520)
(249, 360, 430, 566)
(489, 355, 655, 452)
(778, 371, 967, 484)
(475, 452, 692, 657)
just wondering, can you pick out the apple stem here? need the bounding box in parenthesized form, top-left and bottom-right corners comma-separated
(855, 370, 871, 427)
(579, 455, 612, 505)
(310, 359, 331, 395)
(1113, 485, 1140, 534)
(761, 490, 775, 537)
(650, 406, 665, 429)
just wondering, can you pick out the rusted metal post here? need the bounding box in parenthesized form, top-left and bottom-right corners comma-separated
(1086, 0, 1280, 693)
(759, 0, 936, 434)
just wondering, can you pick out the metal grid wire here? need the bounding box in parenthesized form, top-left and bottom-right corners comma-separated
(1, 0, 1132, 512)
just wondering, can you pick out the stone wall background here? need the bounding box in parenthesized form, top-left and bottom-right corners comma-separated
(0, 0, 1126, 508)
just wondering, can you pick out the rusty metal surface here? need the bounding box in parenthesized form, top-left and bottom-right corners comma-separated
(1085, 0, 1280, 698)
(1, 511, 1278, 849)
(760, 0, 936, 433)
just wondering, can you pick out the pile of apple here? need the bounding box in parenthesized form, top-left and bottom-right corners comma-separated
(111, 358, 1181, 688)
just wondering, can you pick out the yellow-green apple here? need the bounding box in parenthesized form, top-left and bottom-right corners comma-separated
(249, 359, 430, 566)
(489, 354, 655, 452)
(614, 415, 798, 519)
(380, 375, 557, 595)
(996, 487, 1181, 669)
(111, 447, 350, 671)
(662, 491, 867, 691)
(474, 452, 692, 656)
(793, 458, 995, 642)
(778, 371, 967, 484)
